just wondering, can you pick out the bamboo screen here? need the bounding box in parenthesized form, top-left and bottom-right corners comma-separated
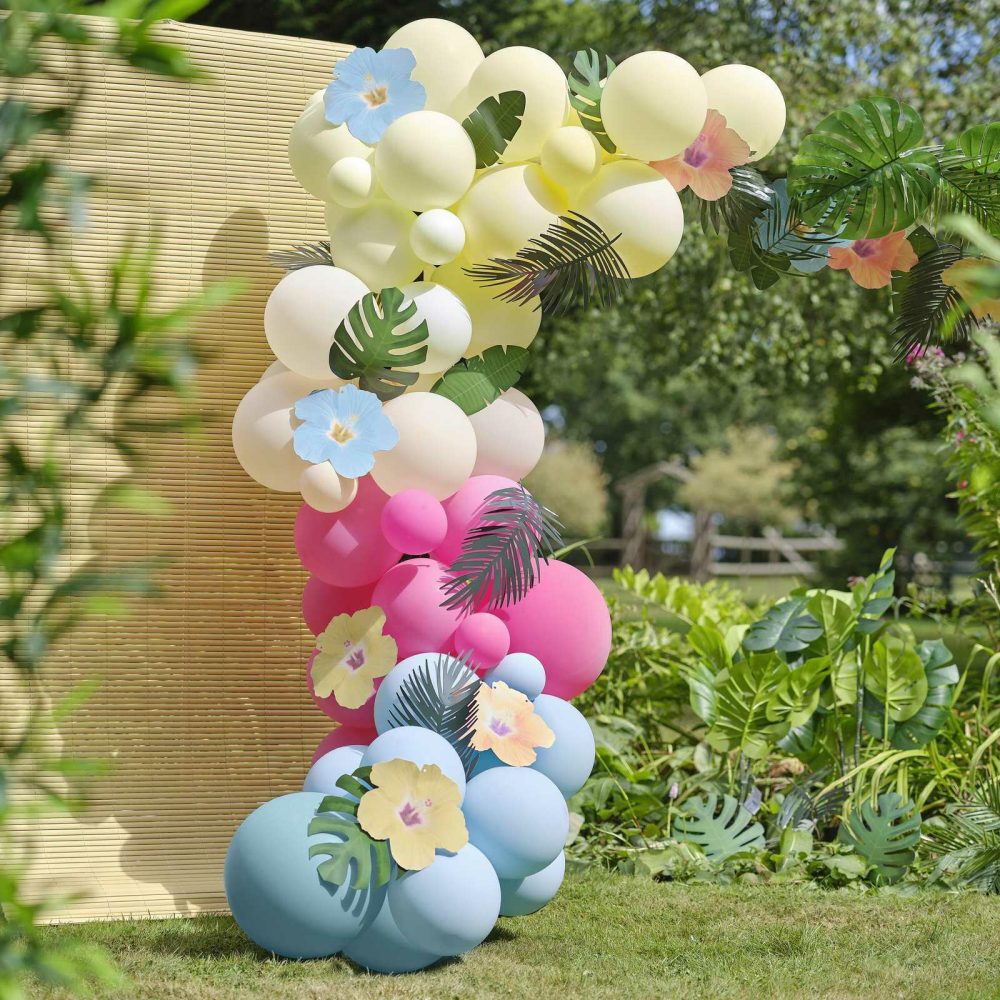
(3, 19, 351, 920)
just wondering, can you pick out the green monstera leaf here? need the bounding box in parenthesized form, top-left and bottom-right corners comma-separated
(567, 49, 617, 153)
(707, 652, 788, 760)
(431, 345, 529, 415)
(862, 634, 928, 741)
(766, 656, 831, 729)
(837, 791, 920, 884)
(674, 793, 765, 862)
(461, 91, 526, 168)
(743, 595, 821, 654)
(934, 122, 1000, 236)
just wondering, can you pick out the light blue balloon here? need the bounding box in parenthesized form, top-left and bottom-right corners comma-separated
(500, 851, 566, 916)
(483, 652, 546, 699)
(224, 792, 383, 958)
(464, 767, 569, 878)
(389, 844, 500, 956)
(343, 895, 442, 973)
(530, 695, 596, 798)
(374, 653, 477, 734)
(303, 744, 365, 794)
(361, 726, 466, 799)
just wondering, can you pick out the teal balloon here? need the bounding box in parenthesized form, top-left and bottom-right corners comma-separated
(530, 695, 596, 797)
(389, 844, 500, 956)
(464, 767, 569, 878)
(500, 851, 566, 916)
(224, 792, 383, 958)
(361, 726, 466, 798)
(343, 896, 442, 973)
(303, 744, 365, 794)
(374, 653, 477, 733)
(483, 652, 546, 699)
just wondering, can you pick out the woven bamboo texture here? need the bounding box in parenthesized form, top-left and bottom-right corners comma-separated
(3, 18, 348, 921)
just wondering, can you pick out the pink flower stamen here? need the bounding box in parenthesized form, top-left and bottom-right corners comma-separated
(489, 717, 512, 737)
(397, 801, 423, 827)
(345, 647, 366, 671)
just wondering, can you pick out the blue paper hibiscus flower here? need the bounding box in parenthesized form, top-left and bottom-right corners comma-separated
(324, 47, 426, 145)
(293, 385, 398, 479)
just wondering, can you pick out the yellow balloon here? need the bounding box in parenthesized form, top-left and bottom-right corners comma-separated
(410, 209, 466, 266)
(452, 47, 568, 162)
(540, 126, 602, 192)
(326, 156, 374, 208)
(298, 462, 358, 513)
(701, 64, 786, 161)
(384, 18, 484, 113)
(374, 110, 476, 211)
(468, 387, 545, 480)
(601, 51, 707, 161)
(575, 160, 684, 278)
(396, 281, 472, 374)
(329, 201, 422, 290)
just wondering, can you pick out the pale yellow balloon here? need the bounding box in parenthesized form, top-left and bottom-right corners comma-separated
(288, 93, 373, 201)
(396, 281, 472, 374)
(701, 64, 786, 160)
(264, 265, 368, 377)
(468, 387, 545, 480)
(327, 156, 374, 208)
(576, 160, 684, 278)
(374, 110, 476, 211)
(372, 392, 477, 500)
(405, 371, 442, 393)
(329, 200, 422, 290)
(410, 208, 466, 265)
(298, 462, 358, 513)
(601, 51, 707, 161)
(260, 360, 342, 386)
(453, 47, 568, 162)
(384, 18, 484, 113)
(457, 163, 567, 263)
(541, 126, 602, 191)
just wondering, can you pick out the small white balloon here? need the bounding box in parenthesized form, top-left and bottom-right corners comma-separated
(468, 387, 545, 481)
(326, 156, 374, 208)
(701, 64, 786, 161)
(397, 282, 472, 374)
(288, 93, 373, 201)
(410, 209, 466, 266)
(540, 126, 602, 191)
(298, 462, 358, 513)
(329, 201, 422, 290)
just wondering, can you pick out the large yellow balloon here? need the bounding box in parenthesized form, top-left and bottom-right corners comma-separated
(600, 51, 707, 161)
(575, 161, 684, 278)
(329, 201, 422, 290)
(374, 110, 476, 211)
(384, 18, 484, 113)
(327, 156, 374, 208)
(540, 126, 602, 192)
(468, 387, 545, 480)
(288, 93, 373, 201)
(453, 47, 568, 162)
(701, 64, 786, 161)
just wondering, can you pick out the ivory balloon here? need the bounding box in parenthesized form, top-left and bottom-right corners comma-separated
(468, 388, 545, 480)
(372, 393, 477, 500)
(329, 201, 422, 290)
(540, 126, 601, 191)
(576, 161, 684, 278)
(289, 93, 373, 201)
(326, 156, 374, 208)
(701, 64, 786, 160)
(298, 462, 358, 513)
(600, 51, 707, 161)
(411, 209, 466, 266)
(396, 282, 471, 374)
(263, 266, 368, 378)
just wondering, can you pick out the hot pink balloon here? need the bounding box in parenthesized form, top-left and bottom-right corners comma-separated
(307, 650, 380, 728)
(311, 724, 378, 766)
(497, 559, 611, 699)
(295, 476, 400, 587)
(370, 557, 462, 660)
(380, 489, 448, 555)
(452, 612, 510, 672)
(432, 474, 520, 565)
(301, 577, 375, 635)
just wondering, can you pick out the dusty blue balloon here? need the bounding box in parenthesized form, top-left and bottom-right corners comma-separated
(530, 695, 596, 798)
(361, 726, 466, 798)
(343, 895, 442, 973)
(388, 844, 500, 956)
(374, 653, 477, 734)
(224, 792, 383, 958)
(303, 744, 365, 794)
(464, 767, 569, 878)
(500, 851, 566, 916)
(483, 652, 546, 699)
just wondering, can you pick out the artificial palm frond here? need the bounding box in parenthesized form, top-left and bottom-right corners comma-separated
(441, 486, 564, 616)
(462, 212, 630, 316)
(267, 240, 333, 271)
(930, 123, 1000, 237)
(926, 775, 1000, 893)
(697, 166, 773, 236)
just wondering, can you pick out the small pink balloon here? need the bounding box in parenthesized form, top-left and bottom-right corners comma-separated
(311, 724, 378, 766)
(432, 474, 520, 565)
(452, 612, 511, 672)
(497, 559, 611, 699)
(295, 476, 401, 587)
(307, 650, 380, 728)
(380, 489, 448, 555)
(301, 577, 375, 635)
(371, 557, 462, 660)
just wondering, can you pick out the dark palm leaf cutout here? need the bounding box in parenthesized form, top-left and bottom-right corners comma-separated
(837, 791, 920, 884)
(697, 166, 774, 236)
(309, 766, 393, 891)
(931, 123, 1000, 236)
(387, 652, 481, 779)
(461, 91, 526, 168)
(927, 775, 1000, 893)
(329, 287, 428, 401)
(267, 240, 333, 271)
(441, 486, 564, 617)
(567, 49, 617, 154)
(431, 345, 529, 415)
(463, 212, 630, 316)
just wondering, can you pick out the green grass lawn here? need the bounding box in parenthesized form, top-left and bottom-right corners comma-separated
(30, 872, 1000, 1000)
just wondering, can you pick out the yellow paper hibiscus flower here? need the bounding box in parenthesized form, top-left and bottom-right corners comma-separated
(311, 606, 397, 709)
(356, 759, 467, 870)
(471, 681, 555, 766)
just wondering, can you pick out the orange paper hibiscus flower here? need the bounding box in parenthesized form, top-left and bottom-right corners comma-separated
(471, 681, 555, 766)
(827, 230, 918, 289)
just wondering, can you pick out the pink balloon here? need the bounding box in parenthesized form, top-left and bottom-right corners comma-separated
(311, 724, 378, 766)
(301, 577, 375, 635)
(370, 557, 462, 660)
(497, 560, 611, 700)
(295, 476, 400, 587)
(432, 474, 520, 565)
(307, 650, 380, 728)
(380, 489, 448, 555)
(452, 612, 510, 672)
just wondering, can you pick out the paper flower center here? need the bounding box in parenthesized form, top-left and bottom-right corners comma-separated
(488, 715, 513, 737)
(682, 137, 710, 168)
(328, 420, 355, 445)
(363, 83, 389, 108)
(343, 643, 366, 671)
(852, 239, 877, 258)
(398, 801, 425, 827)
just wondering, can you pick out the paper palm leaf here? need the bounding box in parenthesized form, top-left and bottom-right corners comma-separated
(927, 776, 1000, 893)
(567, 49, 617, 153)
(431, 345, 529, 415)
(932, 123, 1000, 236)
(837, 791, 920, 884)
(461, 91, 526, 168)
(673, 793, 765, 862)
(267, 240, 333, 271)
(698, 166, 773, 236)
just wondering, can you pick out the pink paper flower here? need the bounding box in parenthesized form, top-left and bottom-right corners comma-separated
(827, 231, 918, 289)
(650, 110, 751, 201)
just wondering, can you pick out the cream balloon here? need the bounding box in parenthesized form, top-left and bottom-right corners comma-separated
(326, 156, 374, 208)
(600, 51, 707, 161)
(457, 163, 567, 263)
(260, 360, 342, 386)
(453, 47, 568, 162)
(540, 126, 602, 191)
(396, 282, 472, 374)
(468, 387, 545, 480)
(374, 110, 476, 211)
(264, 266, 368, 378)
(576, 161, 684, 278)
(701, 64, 786, 160)
(410, 209, 466, 266)
(384, 18, 484, 113)
(329, 201, 422, 290)
(288, 93, 373, 201)
(372, 392, 477, 500)
(298, 462, 358, 513)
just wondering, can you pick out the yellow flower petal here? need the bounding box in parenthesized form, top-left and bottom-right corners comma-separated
(312, 606, 398, 707)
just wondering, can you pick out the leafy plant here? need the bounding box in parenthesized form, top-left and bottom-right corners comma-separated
(567, 49, 617, 154)
(461, 91, 526, 168)
(673, 793, 765, 862)
(431, 345, 529, 415)
(836, 792, 920, 884)
(697, 166, 774, 237)
(932, 123, 1000, 236)
(267, 240, 333, 271)
(743, 595, 823, 654)
(926, 773, 1000, 893)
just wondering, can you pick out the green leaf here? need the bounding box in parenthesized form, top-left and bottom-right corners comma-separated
(789, 98, 939, 239)
(698, 166, 773, 236)
(707, 653, 788, 759)
(329, 287, 428, 401)
(567, 49, 617, 153)
(805, 592, 858, 656)
(862, 635, 928, 726)
(851, 548, 896, 635)
(766, 656, 830, 729)
(837, 792, 920, 884)
(682, 625, 730, 724)
(674, 793, 765, 862)
(461, 91, 526, 168)
(743, 595, 821, 654)
(431, 345, 530, 415)
(933, 123, 1000, 237)
(267, 241, 333, 271)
